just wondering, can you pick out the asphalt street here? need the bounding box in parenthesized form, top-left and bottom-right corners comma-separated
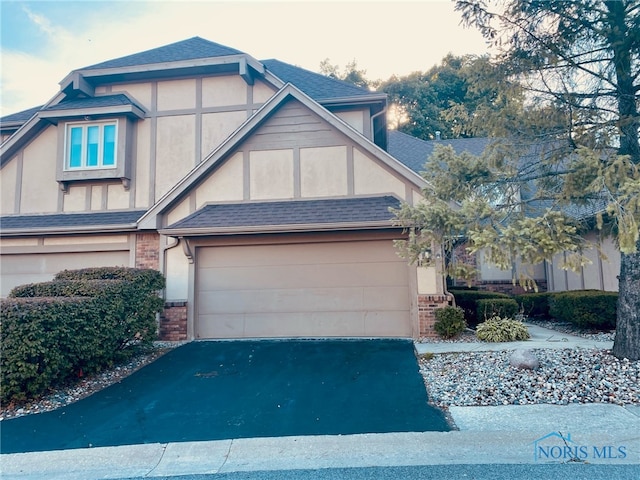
(115, 464, 640, 480)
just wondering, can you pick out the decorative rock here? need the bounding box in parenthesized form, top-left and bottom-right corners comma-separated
(509, 349, 540, 370)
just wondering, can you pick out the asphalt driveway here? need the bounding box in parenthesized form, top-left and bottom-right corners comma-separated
(0, 339, 450, 453)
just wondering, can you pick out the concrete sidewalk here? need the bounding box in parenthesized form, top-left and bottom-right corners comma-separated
(2, 404, 639, 479)
(415, 323, 614, 354)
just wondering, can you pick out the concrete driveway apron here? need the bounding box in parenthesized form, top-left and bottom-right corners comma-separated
(1, 339, 450, 453)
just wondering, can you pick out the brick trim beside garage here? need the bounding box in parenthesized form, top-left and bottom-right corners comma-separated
(161, 301, 188, 341)
(418, 294, 451, 338)
(133, 232, 189, 340)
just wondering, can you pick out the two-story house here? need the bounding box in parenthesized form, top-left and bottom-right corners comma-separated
(0, 37, 449, 341)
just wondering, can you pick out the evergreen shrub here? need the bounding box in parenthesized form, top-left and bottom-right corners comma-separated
(515, 292, 554, 318)
(1, 267, 165, 404)
(434, 306, 467, 339)
(449, 289, 511, 328)
(475, 298, 519, 323)
(548, 290, 617, 330)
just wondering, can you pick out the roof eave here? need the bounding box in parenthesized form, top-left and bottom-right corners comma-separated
(62, 54, 266, 89)
(39, 103, 146, 122)
(160, 220, 398, 237)
(0, 223, 140, 237)
(318, 94, 387, 106)
(0, 117, 47, 166)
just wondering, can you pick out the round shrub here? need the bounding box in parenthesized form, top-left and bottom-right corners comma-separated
(476, 316, 530, 342)
(434, 306, 467, 339)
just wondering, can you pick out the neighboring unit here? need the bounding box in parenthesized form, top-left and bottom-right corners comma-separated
(388, 131, 621, 294)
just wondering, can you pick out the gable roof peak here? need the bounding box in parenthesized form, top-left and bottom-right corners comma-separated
(81, 36, 245, 71)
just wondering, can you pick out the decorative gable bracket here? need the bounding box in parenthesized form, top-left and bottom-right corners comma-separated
(180, 237, 195, 264)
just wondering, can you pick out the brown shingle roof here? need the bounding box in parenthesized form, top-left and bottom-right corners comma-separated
(165, 196, 401, 231)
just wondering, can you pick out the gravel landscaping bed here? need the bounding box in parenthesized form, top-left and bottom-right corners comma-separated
(418, 320, 637, 409)
(420, 348, 640, 409)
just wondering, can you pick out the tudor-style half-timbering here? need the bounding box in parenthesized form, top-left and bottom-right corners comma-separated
(0, 37, 447, 340)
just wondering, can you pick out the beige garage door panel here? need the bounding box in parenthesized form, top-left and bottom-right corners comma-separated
(198, 310, 410, 339)
(198, 241, 402, 267)
(196, 241, 412, 338)
(199, 285, 409, 315)
(198, 262, 408, 290)
(0, 251, 129, 297)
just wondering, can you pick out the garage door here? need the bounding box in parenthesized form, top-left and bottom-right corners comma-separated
(0, 251, 130, 297)
(196, 240, 412, 338)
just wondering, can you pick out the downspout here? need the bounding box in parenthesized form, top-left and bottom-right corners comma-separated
(370, 106, 387, 145)
(161, 235, 180, 297)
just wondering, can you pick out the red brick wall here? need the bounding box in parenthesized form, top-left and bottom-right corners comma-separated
(418, 294, 451, 338)
(160, 302, 188, 341)
(135, 233, 160, 270)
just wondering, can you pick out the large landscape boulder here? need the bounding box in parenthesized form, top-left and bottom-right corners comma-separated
(509, 348, 540, 370)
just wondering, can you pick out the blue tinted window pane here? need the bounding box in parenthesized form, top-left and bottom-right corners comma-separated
(103, 124, 116, 166)
(69, 127, 83, 168)
(86, 126, 99, 167)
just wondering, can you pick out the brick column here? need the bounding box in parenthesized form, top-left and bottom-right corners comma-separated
(160, 301, 188, 341)
(134, 233, 185, 340)
(135, 232, 160, 270)
(418, 294, 451, 338)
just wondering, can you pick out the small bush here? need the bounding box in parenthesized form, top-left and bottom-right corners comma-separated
(476, 298, 519, 323)
(449, 289, 511, 328)
(549, 290, 617, 330)
(476, 317, 531, 342)
(515, 292, 553, 318)
(434, 306, 467, 339)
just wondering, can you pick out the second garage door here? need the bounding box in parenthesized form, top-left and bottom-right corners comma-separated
(0, 250, 130, 297)
(196, 240, 412, 338)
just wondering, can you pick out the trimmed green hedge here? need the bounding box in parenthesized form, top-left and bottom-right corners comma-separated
(1, 296, 98, 402)
(54, 266, 165, 290)
(449, 289, 512, 328)
(515, 292, 554, 318)
(476, 298, 519, 322)
(1, 267, 165, 404)
(548, 290, 618, 329)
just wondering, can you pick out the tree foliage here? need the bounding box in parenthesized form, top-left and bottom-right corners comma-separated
(394, 0, 639, 359)
(319, 58, 377, 89)
(379, 54, 525, 139)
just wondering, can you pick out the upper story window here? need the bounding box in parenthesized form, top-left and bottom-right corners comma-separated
(66, 121, 118, 170)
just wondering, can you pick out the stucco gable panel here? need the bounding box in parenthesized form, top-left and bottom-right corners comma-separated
(138, 84, 425, 230)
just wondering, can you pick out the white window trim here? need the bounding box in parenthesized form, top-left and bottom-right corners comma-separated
(56, 116, 132, 192)
(64, 120, 119, 171)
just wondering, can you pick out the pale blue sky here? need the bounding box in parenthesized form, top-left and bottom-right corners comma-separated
(0, 0, 489, 116)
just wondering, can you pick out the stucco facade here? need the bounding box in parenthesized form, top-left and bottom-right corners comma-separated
(0, 37, 446, 340)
